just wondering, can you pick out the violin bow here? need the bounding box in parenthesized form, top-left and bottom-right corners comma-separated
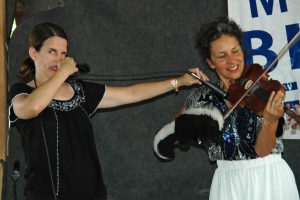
(224, 30, 300, 119)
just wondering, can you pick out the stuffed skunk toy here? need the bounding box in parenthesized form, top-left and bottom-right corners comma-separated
(153, 105, 224, 160)
(153, 104, 285, 161)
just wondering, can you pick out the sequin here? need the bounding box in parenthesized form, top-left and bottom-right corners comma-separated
(223, 131, 232, 143)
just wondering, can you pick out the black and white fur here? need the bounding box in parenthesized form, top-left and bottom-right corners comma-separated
(153, 105, 224, 160)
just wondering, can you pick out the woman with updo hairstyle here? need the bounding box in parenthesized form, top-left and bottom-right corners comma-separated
(8, 22, 208, 200)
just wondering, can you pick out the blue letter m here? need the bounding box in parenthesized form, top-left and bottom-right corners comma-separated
(249, 0, 288, 18)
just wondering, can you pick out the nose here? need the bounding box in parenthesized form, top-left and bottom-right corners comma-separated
(226, 54, 236, 65)
(53, 53, 66, 62)
(59, 53, 66, 60)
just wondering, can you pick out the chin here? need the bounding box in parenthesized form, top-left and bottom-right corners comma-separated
(232, 69, 243, 79)
(226, 71, 241, 80)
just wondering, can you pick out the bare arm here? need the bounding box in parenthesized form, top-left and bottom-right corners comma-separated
(255, 90, 285, 157)
(12, 58, 77, 119)
(98, 68, 208, 109)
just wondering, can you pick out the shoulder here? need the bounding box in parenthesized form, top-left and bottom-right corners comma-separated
(10, 82, 31, 91)
(188, 85, 213, 98)
(68, 79, 105, 90)
(67, 79, 106, 111)
(184, 84, 218, 110)
(9, 82, 33, 100)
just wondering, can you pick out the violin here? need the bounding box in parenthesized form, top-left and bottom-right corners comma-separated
(223, 31, 300, 119)
(226, 63, 285, 115)
(188, 64, 285, 117)
(187, 65, 285, 117)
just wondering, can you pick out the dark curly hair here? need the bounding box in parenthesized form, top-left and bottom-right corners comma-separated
(18, 22, 68, 82)
(195, 17, 244, 61)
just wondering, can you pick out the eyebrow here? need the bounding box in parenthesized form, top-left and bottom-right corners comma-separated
(232, 46, 240, 50)
(216, 46, 240, 54)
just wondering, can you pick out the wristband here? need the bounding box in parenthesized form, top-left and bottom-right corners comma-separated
(170, 79, 179, 92)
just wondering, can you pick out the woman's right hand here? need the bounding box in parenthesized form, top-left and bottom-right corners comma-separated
(177, 67, 209, 87)
(57, 57, 78, 76)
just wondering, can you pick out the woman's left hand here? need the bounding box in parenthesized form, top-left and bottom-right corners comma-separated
(177, 67, 209, 87)
(263, 90, 285, 124)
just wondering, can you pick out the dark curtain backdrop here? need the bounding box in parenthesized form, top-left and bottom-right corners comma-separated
(5, 0, 299, 200)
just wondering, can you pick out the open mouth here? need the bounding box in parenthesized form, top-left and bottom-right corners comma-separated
(228, 64, 238, 71)
(49, 65, 58, 72)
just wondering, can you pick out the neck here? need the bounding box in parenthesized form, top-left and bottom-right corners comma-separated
(29, 76, 48, 88)
(220, 79, 231, 91)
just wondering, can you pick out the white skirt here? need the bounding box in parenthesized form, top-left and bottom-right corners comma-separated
(209, 154, 299, 200)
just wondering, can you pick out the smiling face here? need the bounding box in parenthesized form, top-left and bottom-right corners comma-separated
(206, 34, 244, 90)
(29, 36, 68, 83)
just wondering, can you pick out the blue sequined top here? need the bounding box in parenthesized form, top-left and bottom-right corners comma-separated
(183, 84, 284, 161)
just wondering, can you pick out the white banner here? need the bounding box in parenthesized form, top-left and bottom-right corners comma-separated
(228, 0, 300, 139)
